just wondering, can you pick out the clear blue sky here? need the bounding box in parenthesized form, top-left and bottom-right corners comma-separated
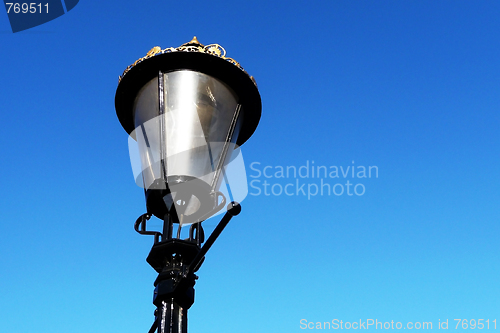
(1, 1, 499, 332)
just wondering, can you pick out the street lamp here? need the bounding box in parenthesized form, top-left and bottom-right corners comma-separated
(114, 37, 262, 333)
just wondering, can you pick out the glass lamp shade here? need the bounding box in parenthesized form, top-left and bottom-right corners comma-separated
(131, 70, 242, 224)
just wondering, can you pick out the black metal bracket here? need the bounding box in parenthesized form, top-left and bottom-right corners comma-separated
(134, 191, 227, 246)
(134, 213, 162, 244)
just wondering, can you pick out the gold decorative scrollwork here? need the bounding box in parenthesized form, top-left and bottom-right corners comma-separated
(119, 37, 255, 86)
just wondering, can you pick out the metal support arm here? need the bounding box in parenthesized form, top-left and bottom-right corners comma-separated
(187, 201, 241, 274)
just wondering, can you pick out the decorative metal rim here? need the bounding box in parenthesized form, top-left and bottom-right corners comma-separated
(115, 38, 262, 147)
(119, 36, 257, 86)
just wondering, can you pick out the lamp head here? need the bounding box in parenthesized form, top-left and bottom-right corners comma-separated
(115, 37, 261, 224)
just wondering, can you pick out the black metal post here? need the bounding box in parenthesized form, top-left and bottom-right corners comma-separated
(147, 239, 197, 333)
(156, 299, 188, 333)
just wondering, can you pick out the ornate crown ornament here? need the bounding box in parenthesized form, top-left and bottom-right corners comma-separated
(119, 36, 256, 86)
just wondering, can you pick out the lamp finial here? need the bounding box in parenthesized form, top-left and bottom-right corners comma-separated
(182, 36, 204, 47)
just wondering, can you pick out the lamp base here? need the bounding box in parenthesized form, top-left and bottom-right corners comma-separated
(138, 202, 242, 333)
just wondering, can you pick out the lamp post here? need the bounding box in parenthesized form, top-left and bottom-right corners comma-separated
(114, 37, 262, 333)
